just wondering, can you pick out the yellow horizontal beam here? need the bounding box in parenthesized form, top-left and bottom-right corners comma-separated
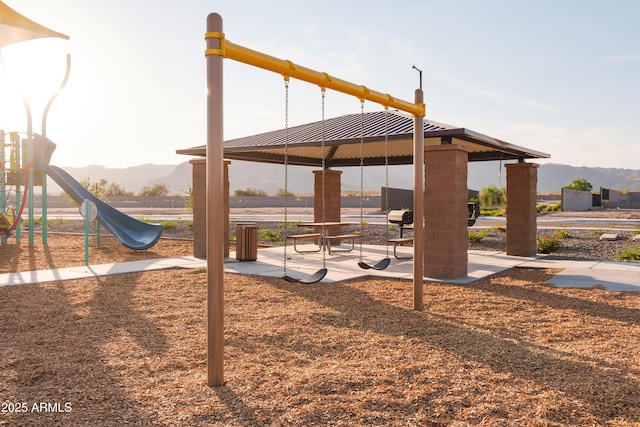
(205, 32, 425, 117)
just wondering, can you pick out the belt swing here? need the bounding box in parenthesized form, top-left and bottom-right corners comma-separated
(358, 104, 391, 271)
(281, 77, 328, 284)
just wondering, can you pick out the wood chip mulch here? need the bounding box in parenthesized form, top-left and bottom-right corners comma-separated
(1, 235, 640, 426)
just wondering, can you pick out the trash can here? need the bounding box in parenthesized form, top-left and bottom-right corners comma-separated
(236, 223, 258, 261)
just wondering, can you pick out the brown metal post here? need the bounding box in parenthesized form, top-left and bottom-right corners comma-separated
(413, 89, 424, 311)
(206, 12, 225, 386)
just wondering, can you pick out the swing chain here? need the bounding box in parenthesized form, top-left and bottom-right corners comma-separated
(283, 77, 290, 274)
(320, 88, 327, 268)
(359, 99, 365, 261)
(384, 107, 390, 257)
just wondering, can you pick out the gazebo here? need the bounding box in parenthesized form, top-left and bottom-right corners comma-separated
(177, 109, 549, 278)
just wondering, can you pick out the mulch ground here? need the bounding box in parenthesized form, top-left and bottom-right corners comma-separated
(1, 234, 640, 426)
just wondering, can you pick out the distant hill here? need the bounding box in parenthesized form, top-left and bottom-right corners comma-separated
(41, 160, 640, 196)
(44, 163, 189, 195)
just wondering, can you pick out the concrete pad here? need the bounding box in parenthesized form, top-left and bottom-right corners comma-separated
(600, 233, 619, 241)
(3, 246, 640, 294)
(548, 269, 640, 292)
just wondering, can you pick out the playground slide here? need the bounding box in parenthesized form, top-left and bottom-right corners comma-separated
(36, 164, 162, 250)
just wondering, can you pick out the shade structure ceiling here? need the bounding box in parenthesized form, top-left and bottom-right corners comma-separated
(0, 1, 69, 48)
(177, 110, 549, 168)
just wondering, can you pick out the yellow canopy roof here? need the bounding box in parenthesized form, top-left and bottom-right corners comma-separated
(0, 1, 68, 48)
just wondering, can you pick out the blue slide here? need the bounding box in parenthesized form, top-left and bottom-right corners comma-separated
(37, 164, 163, 250)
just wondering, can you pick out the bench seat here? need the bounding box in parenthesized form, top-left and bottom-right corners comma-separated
(324, 234, 361, 254)
(287, 233, 322, 254)
(387, 237, 413, 259)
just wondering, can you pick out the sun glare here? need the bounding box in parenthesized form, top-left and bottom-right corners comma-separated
(0, 38, 70, 132)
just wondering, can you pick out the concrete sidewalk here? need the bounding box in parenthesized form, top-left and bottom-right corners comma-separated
(224, 245, 640, 292)
(0, 256, 207, 287)
(2, 246, 639, 292)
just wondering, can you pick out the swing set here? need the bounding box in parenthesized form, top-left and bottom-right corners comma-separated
(205, 13, 426, 386)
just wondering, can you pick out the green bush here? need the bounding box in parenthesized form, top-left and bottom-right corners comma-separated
(616, 245, 640, 261)
(259, 229, 282, 242)
(468, 229, 491, 243)
(537, 203, 561, 213)
(234, 187, 267, 197)
(537, 236, 561, 254)
(161, 220, 179, 230)
(479, 185, 506, 208)
(553, 229, 570, 239)
(480, 207, 505, 217)
(493, 224, 506, 233)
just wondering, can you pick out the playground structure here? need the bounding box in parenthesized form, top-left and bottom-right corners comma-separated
(0, 2, 162, 250)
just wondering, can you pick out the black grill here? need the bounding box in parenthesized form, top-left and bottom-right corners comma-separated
(387, 210, 413, 226)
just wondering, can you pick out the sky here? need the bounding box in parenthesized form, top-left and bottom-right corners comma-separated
(0, 0, 638, 170)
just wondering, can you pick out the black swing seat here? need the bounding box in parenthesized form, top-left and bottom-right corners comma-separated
(282, 267, 328, 284)
(358, 257, 391, 271)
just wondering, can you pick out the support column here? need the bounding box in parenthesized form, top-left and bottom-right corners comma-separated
(506, 162, 539, 256)
(206, 12, 225, 387)
(424, 145, 469, 279)
(191, 158, 229, 259)
(313, 169, 341, 233)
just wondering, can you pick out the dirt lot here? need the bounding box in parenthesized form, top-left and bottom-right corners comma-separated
(1, 232, 640, 426)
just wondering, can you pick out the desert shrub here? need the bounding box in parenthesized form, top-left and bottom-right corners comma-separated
(183, 187, 194, 213)
(553, 229, 570, 239)
(468, 229, 491, 243)
(276, 188, 295, 197)
(493, 224, 506, 232)
(616, 245, 640, 261)
(185, 220, 193, 230)
(49, 218, 68, 226)
(136, 216, 157, 224)
(537, 236, 561, 254)
(234, 187, 267, 197)
(161, 220, 179, 230)
(480, 207, 506, 217)
(259, 229, 282, 242)
(139, 183, 169, 197)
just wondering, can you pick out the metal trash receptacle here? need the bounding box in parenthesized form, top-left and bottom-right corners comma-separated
(236, 223, 257, 261)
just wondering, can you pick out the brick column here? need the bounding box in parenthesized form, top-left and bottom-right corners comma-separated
(191, 158, 230, 259)
(191, 159, 206, 258)
(506, 162, 538, 256)
(224, 160, 230, 258)
(313, 169, 341, 234)
(424, 145, 469, 279)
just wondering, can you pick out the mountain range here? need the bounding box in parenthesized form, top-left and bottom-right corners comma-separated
(40, 160, 640, 196)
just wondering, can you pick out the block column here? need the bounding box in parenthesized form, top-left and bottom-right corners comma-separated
(191, 158, 230, 259)
(424, 145, 469, 279)
(506, 162, 538, 256)
(313, 169, 342, 234)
